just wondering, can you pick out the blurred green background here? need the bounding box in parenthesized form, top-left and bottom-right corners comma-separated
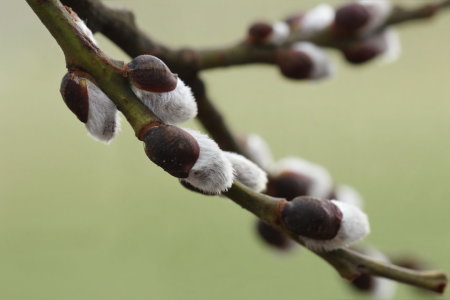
(1, 0, 450, 299)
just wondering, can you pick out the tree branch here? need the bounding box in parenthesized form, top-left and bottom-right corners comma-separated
(196, 0, 450, 70)
(27, 0, 448, 294)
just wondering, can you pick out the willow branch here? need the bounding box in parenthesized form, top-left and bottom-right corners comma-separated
(26, 0, 159, 136)
(196, 0, 450, 70)
(27, 0, 448, 294)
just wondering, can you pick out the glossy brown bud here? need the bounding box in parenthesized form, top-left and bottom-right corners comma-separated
(248, 22, 273, 43)
(256, 220, 293, 250)
(60, 72, 89, 123)
(142, 125, 200, 178)
(126, 55, 178, 93)
(266, 171, 312, 200)
(334, 4, 369, 33)
(281, 196, 342, 240)
(342, 43, 379, 64)
(276, 49, 313, 79)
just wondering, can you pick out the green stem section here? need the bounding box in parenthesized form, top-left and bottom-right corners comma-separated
(26, 0, 156, 135)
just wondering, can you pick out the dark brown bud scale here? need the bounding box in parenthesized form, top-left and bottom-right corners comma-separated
(126, 55, 178, 93)
(281, 196, 342, 240)
(334, 4, 369, 33)
(276, 49, 313, 79)
(256, 220, 292, 250)
(248, 22, 273, 43)
(342, 43, 380, 64)
(266, 171, 313, 200)
(143, 125, 200, 178)
(179, 179, 216, 196)
(60, 72, 89, 123)
(352, 273, 375, 292)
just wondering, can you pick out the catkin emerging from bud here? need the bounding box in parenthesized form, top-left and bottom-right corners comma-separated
(248, 21, 290, 45)
(127, 55, 197, 124)
(277, 42, 334, 80)
(60, 72, 120, 143)
(342, 29, 401, 64)
(334, 0, 392, 35)
(271, 157, 333, 199)
(350, 247, 397, 299)
(181, 129, 234, 194)
(224, 152, 268, 192)
(291, 4, 335, 38)
(281, 196, 370, 251)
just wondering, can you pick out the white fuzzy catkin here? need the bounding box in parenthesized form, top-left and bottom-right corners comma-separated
(182, 128, 234, 194)
(292, 42, 334, 79)
(335, 184, 364, 209)
(268, 21, 290, 45)
(131, 78, 197, 124)
(358, 0, 393, 35)
(379, 29, 401, 64)
(302, 200, 370, 252)
(240, 134, 274, 171)
(85, 80, 120, 143)
(224, 152, 268, 192)
(297, 4, 334, 37)
(271, 157, 333, 199)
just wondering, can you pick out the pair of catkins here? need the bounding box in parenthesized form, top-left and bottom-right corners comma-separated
(248, 0, 400, 80)
(61, 11, 369, 252)
(240, 135, 370, 252)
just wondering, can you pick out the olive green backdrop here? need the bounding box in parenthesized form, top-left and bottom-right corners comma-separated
(1, 0, 449, 299)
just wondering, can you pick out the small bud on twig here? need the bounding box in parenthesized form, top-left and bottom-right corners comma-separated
(271, 157, 333, 199)
(256, 220, 294, 250)
(60, 72, 120, 143)
(276, 42, 334, 80)
(334, 0, 393, 35)
(224, 152, 268, 192)
(247, 21, 290, 45)
(128, 55, 197, 124)
(66, 7, 98, 46)
(281, 196, 370, 251)
(342, 29, 401, 64)
(266, 171, 313, 200)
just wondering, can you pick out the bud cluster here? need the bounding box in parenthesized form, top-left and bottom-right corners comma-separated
(123, 55, 269, 194)
(333, 0, 400, 64)
(239, 134, 369, 252)
(249, 0, 401, 80)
